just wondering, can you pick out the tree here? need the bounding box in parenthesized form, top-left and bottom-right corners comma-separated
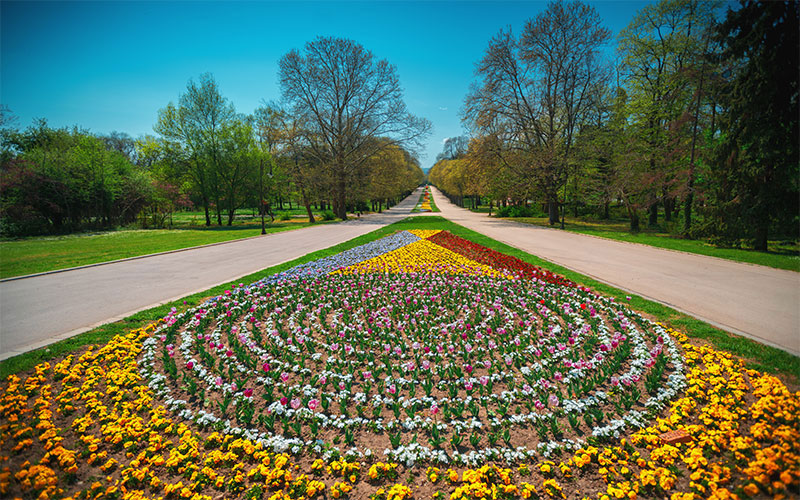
(709, 0, 799, 250)
(1, 122, 149, 235)
(465, 0, 610, 224)
(279, 36, 431, 219)
(436, 136, 469, 162)
(155, 73, 235, 226)
(218, 116, 259, 226)
(618, 0, 719, 227)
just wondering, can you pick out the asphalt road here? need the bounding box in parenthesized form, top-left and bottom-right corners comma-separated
(428, 186, 800, 356)
(0, 189, 423, 360)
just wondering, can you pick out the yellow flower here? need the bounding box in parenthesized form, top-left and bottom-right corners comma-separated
(743, 483, 759, 496)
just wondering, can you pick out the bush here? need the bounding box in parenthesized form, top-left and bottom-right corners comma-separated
(495, 205, 544, 218)
(278, 212, 292, 221)
(322, 210, 336, 221)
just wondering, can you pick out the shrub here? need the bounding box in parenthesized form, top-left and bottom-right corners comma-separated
(279, 212, 292, 221)
(495, 205, 544, 218)
(322, 210, 336, 221)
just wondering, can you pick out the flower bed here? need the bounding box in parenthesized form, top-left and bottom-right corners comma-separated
(1, 230, 798, 500)
(413, 188, 433, 213)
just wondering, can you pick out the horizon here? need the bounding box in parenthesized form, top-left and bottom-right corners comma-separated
(2, 0, 651, 170)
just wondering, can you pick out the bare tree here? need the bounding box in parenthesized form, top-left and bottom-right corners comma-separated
(465, 0, 610, 225)
(279, 36, 431, 219)
(436, 136, 469, 162)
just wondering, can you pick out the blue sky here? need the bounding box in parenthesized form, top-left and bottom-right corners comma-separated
(1, 1, 650, 169)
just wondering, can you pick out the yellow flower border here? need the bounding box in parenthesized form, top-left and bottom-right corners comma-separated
(1, 309, 798, 499)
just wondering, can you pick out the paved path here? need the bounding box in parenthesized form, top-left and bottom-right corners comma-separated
(429, 186, 800, 356)
(0, 189, 423, 360)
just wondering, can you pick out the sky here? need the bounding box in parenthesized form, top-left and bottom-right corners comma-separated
(1, 0, 651, 170)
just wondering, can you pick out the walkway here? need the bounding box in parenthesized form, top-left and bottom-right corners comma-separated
(429, 186, 800, 356)
(0, 189, 423, 360)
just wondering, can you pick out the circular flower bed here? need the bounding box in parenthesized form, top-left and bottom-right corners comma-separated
(1, 229, 797, 500)
(139, 230, 685, 468)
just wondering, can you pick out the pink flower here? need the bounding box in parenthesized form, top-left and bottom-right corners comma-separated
(308, 399, 319, 410)
(431, 404, 440, 416)
(280, 397, 288, 406)
(186, 361, 194, 369)
(281, 372, 290, 383)
(291, 398, 301, 410)
(226, 349, 233, 357)
(548, 394, 560, 407)
(464, 381, 474, 391)
(244, 389, 253, 398)
(318, 376, 327, 385)
(479, 376, 489, 386)
(388, 384, 397, 395)
(534, 400, 545, 410)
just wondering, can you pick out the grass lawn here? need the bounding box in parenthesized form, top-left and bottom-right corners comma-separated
(504, 215, 799, 271)
(2, 216, 796, 387)
(0, 218, 327, 279)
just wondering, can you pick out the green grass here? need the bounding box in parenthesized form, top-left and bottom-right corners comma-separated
(2, 215, 797, 385)
(505, 216, 799, 272)
(0, 220, 327, 280)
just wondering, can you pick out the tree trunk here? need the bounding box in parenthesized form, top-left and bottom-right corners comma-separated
(684, 189, 694, 236)
(203, 197, 211, 226)
(648, 203, 658, 227)
(335, 170, 347, 220)
(754, 223, 768, 251)
(298, 184, 315, 224)
(603, 201, 609, 220)
(664, 197, 673, 222)
(630, 211, 640, 232)
(547, 198, 559, 225)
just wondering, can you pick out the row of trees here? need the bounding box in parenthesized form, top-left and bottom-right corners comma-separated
(1, 37, 428, 236)
(431, 0, 798, 250)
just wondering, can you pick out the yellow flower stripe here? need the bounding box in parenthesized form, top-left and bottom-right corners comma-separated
(332, 238, 513, 278)
(408, 229, 441, 239)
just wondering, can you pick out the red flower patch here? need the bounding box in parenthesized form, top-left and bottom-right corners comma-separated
(427, 231, 575, 287)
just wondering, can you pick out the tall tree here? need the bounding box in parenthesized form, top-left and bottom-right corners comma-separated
(710, 0, 799, 250)
(465, 0, 610, 224)
(279, 36, 431, 219)
(155, 73, 235, 226)
(618, 0, 719, 226)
